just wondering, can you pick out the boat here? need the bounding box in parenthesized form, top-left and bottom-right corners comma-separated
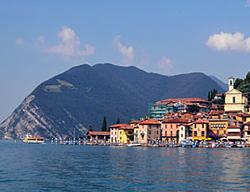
(23, 134, 44, 144)
(126, 143, 141, 147)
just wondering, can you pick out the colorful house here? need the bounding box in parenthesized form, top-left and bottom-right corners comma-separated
(162, 118, 188, 144)
(243, 121, 250, 144)
(109, 124, 128, 143)
(129, 120, 140, 143)
(227, 125, 242, 142)
(138, 120, 161, 144)
(117, 125, 135, 144)
(86, 131, 110, 143)
(209, 119, 228, 138)
(178, 123, 192, 143)
(192, 120, 209, 140)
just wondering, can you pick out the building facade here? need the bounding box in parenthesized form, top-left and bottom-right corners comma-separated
(162, 118, 188, 144)
(224, 77, 248, 113)
(192, 120, 209, 140)
(138, 120, 161, 144)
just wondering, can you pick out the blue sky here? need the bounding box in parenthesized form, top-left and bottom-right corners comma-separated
(0, 0, 250, 122)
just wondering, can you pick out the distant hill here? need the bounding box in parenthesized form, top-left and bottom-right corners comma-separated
(209, 75, 228, 91)
(0, 63, 225, 139)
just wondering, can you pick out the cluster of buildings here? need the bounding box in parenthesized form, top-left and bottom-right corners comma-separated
(86, 77, 250, 146)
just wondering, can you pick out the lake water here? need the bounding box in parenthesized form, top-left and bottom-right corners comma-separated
(1, 140, 250, 191)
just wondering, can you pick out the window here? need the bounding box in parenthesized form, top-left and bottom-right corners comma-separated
(233, 97, 236, 103)
(149, 130, 151, 134)
(201, 131, 205, 137)
(120, 137, 122, 140)
(120, 131, 122, 134)
(202, 124, 204, 128)
(194, 131, 197, 136)
(181, 127, 183, 131)
(165, 131, 167, 136)
(230, 80, 232, 86)
(181, 134, 183, 138)
(171, 131, 173, 136)
(165, 125, 167, 129)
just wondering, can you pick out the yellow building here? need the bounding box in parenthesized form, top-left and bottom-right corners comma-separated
(117, 125, 134, 144)
(209, 119, 228, 138)
(224, 77, 248, 113)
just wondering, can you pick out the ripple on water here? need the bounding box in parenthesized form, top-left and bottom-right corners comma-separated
(1, 141, 250, 191)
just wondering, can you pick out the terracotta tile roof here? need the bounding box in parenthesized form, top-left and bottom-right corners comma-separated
(209, 110, 224, 116)
(163, 118, 188, 123)
(210, 105, 218, 109)
(109, 124, 129, 128)
(243, 121, 250, 125)
(215, 94, 223, 97)
(139, 119, 161, 125)
(119, 125, 134, 130)
(87, 131, 110, 136)
(194, 115, 201, 118)
(129, 120, 141, 124)
(154, 98, 209, 105)
(227, 126, 241, 129)
(193, 120, 209, 124)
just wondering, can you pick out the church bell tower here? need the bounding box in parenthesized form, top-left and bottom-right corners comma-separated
(228, 77, 235, 91)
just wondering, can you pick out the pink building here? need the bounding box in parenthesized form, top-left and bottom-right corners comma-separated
(162, 118, 188, 144)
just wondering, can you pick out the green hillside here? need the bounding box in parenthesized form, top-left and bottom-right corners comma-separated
(0, 63, 225, 139)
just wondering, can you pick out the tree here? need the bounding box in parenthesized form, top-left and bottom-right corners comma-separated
(189, 105, 200, 113)
(102, 116, 107, 131)
(208, 91, 211, 101)
(88, 125, 94, 131)
(246, 71, 250, 83)
(234, 78, 243, 89)
(116, 118, 120, 124)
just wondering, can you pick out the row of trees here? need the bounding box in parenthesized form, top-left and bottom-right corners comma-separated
(234, 71, 250, 104)
(207, 88, 225, 104)
(207, 89, 218, 101)
(88, 116, 120, 132)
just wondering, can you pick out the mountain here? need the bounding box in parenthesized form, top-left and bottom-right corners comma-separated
(0, 63, 225, 139)
(209, 75, 228, 91)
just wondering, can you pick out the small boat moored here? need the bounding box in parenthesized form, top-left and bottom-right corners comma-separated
(126, 143, 141, 147)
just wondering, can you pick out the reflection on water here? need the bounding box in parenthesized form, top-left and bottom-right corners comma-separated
(0, 140, 250, 191)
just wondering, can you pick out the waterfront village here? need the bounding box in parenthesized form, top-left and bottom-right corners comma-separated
(62, 77, 250, 148)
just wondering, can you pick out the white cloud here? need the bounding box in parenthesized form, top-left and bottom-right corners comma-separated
(113, 35, 135, 65)
(158, 56, 173, 73)
(15, 38, 25, 45)
(206, 32, 250, 52)
(246, 0, 250, 7)
(40, 26, 95, 56)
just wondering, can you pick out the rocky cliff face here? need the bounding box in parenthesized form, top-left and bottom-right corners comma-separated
(0, 95, 86, 139)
